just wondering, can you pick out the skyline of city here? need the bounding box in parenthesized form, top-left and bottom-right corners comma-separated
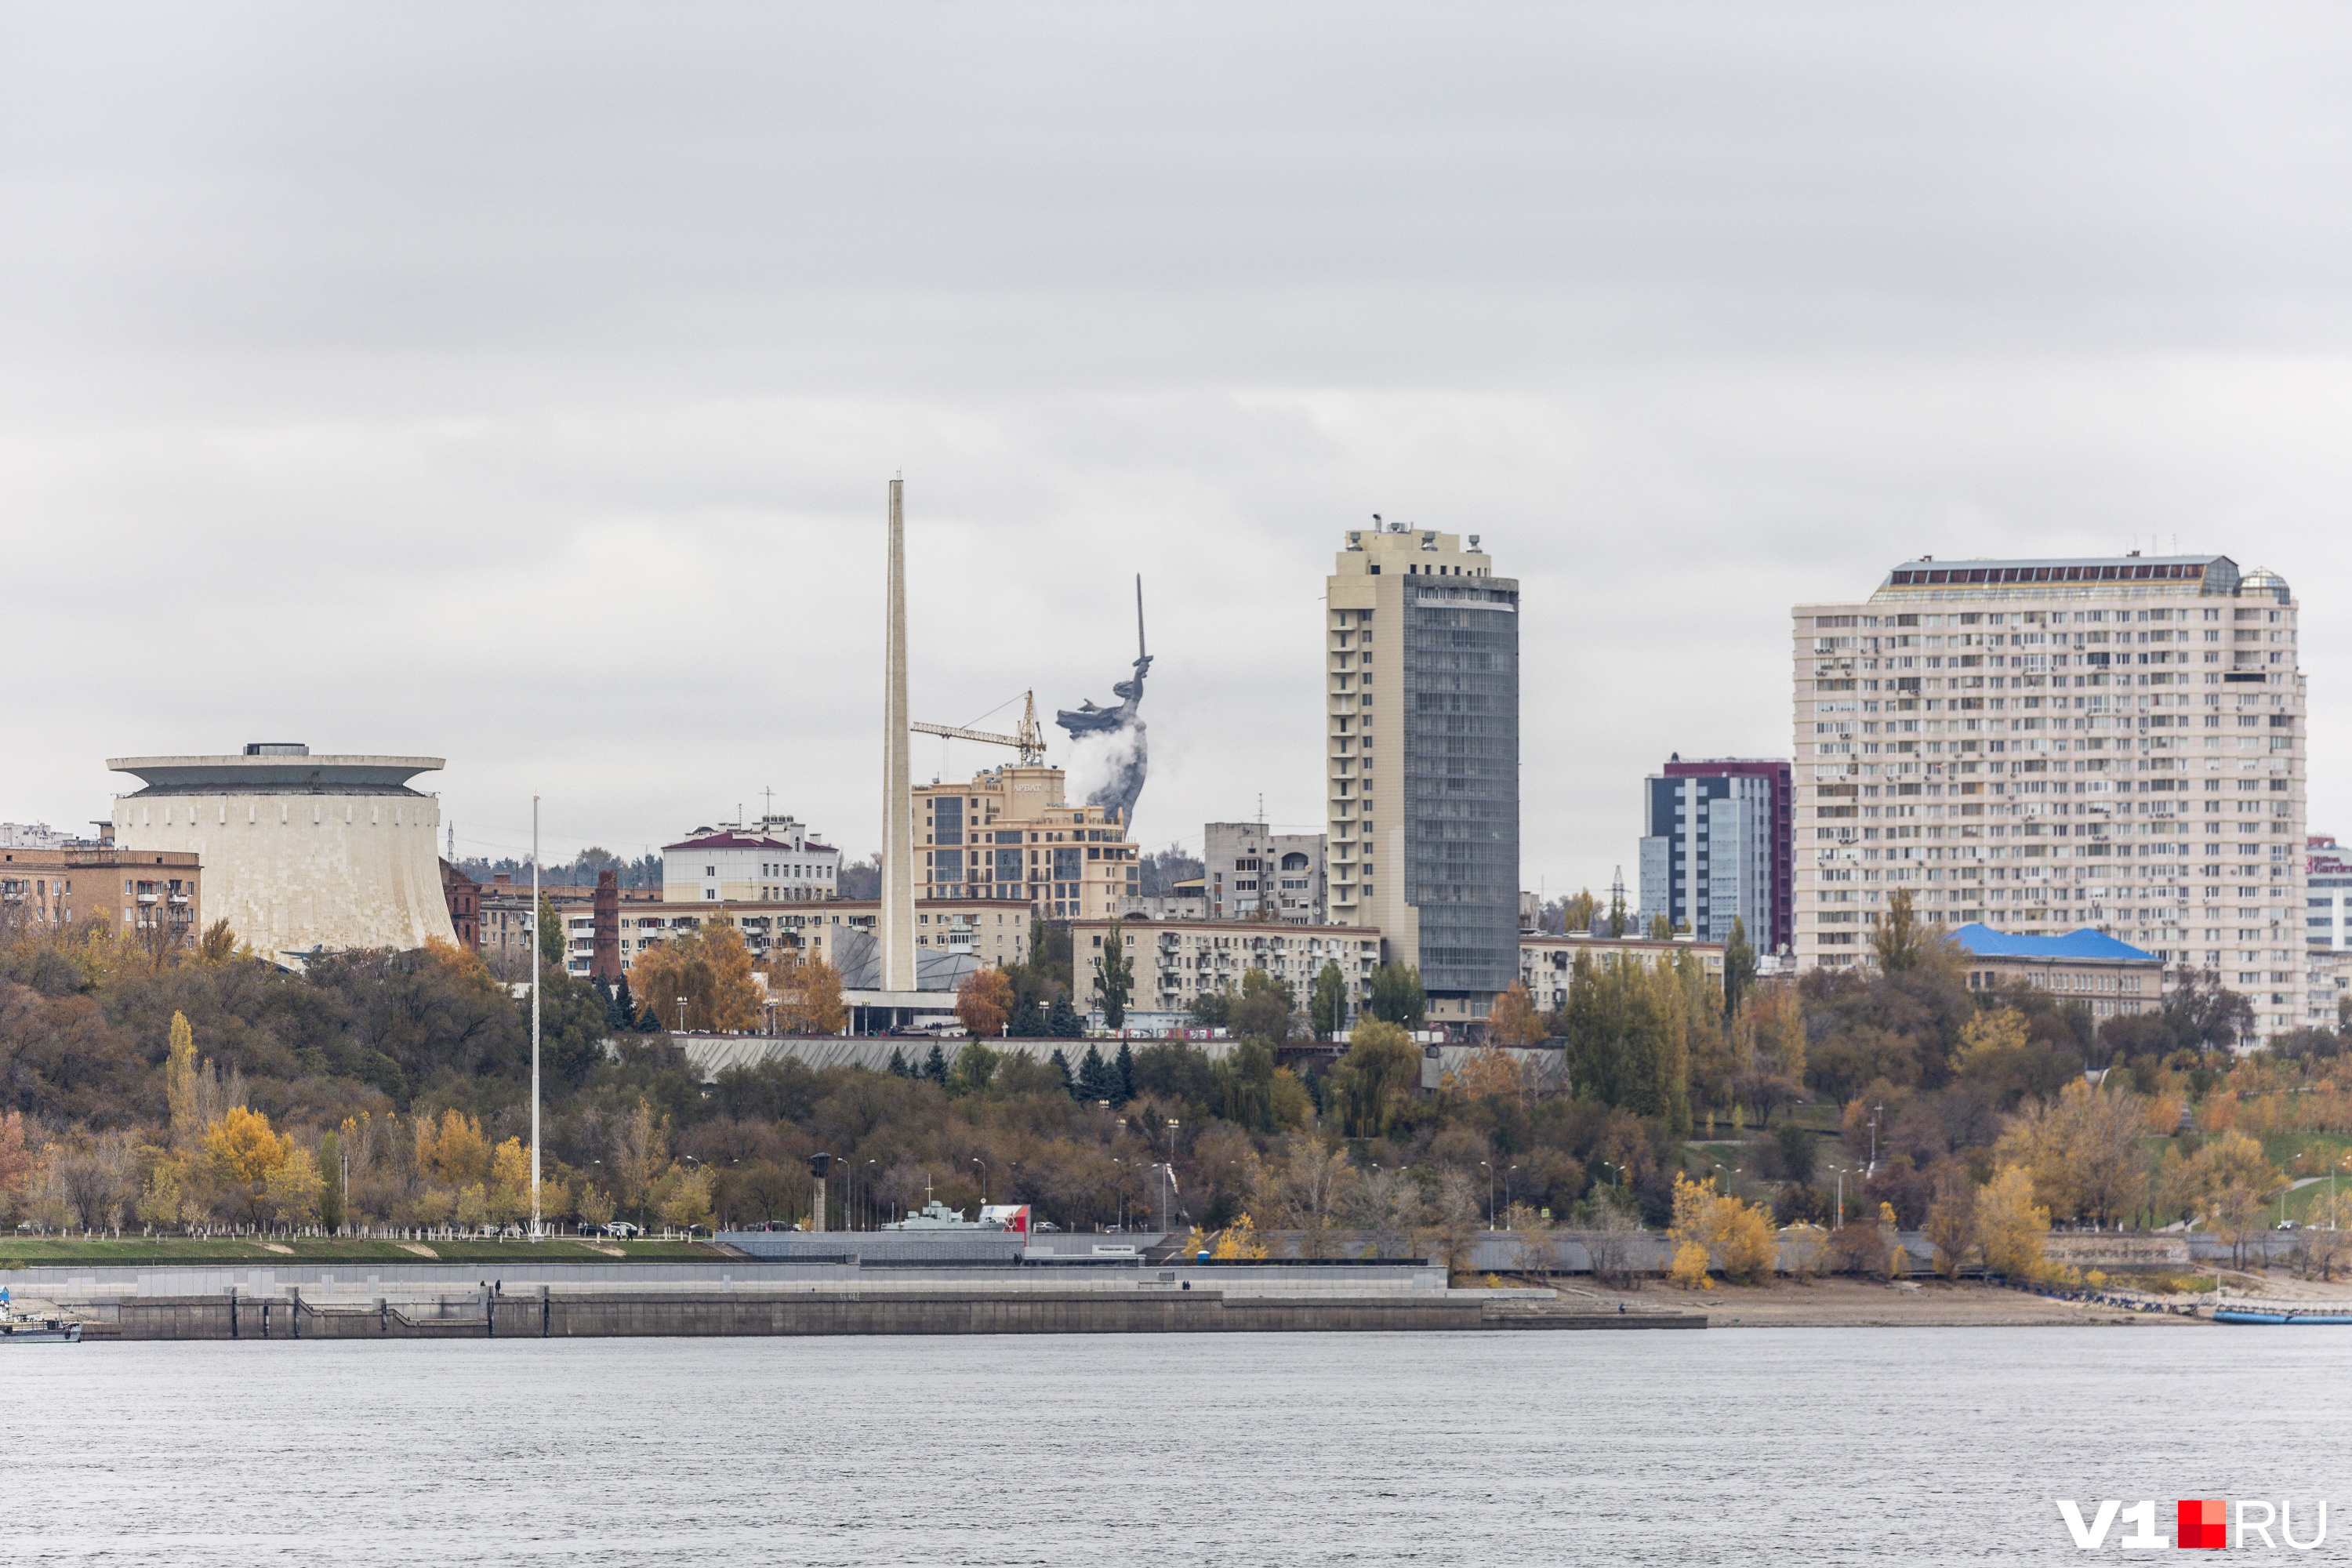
(14, 532, 2331, 935)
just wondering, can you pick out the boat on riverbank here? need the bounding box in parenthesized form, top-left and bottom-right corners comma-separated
(2213, 1308, 2352, 1325)
(2, 1290, 82, 1344)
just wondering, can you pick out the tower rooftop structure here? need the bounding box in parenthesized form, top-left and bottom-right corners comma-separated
(108, 752, 445, 797)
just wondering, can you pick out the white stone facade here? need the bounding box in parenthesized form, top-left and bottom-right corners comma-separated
(110, 752, 459, 961)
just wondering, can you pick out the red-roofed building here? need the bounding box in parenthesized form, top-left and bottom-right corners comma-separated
(662, 815, 840, 904)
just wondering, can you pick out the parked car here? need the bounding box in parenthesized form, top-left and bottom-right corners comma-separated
(1034, 1221, 1061, 1232)
(598, 1221, 643, 1239)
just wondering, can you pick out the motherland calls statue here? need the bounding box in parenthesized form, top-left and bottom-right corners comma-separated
(1055, 577, 1152, 828)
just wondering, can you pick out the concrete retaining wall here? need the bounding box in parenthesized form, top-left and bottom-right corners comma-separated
(81, 1289, 1700, 1340)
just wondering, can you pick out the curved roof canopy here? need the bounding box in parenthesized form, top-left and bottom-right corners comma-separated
(108, 754, 445, 798)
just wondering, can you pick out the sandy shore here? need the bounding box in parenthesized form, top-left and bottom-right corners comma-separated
(1543, 1277, 2216, 1328)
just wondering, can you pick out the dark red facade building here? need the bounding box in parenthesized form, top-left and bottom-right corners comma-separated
(1657, 757, 1794, 954)
(439, 858, 481, 948)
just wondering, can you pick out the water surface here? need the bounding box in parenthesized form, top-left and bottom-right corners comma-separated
(5, 1327, 2346, 1564)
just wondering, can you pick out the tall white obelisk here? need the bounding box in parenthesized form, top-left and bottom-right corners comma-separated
(881, 477, 916, 994)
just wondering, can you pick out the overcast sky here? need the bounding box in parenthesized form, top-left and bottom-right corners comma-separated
(5, 4, 2348, 895)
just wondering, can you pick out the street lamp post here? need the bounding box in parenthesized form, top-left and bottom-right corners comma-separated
(1824, 1163, 1852, 1229)
(677, 996, 688, 1035)
(1164, 1120, 1179, 1233)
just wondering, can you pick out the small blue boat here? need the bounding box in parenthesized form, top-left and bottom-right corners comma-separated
(2214, 1308, 2352, 1325)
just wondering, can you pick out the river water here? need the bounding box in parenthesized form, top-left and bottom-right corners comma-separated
(5, 1328, 2347, 1564)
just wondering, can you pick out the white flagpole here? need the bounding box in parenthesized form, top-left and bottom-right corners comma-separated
(532, 793, 543, 1237)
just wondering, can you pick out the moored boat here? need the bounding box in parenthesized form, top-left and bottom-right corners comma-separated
(0, 1289, 82, 1344)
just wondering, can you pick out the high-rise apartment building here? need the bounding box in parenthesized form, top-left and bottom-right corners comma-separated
(916, 764, 1140, 920)
(2304, 834, 2351, 1031)
(1791, 554, 2307, 1044)
(1636, 757, 1793, 950)
(1327, 521, 1519, 1031)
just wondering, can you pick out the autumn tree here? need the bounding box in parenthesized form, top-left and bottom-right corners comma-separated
(416, 1108, 494, 1187)
(488, 1136, 533, 1225)
(1231, 967, 1296, 1045)
(629, 919, 762, 1034)
(1994, 1080, 2150, 1229)
(205, 1106, 291, 1225)
(1561, 952, 1694, 1134)
(1923, 1163, 1979, 1279)
(956, 967, 1014, 1037)
(655, 1164, 716, 1231)
(1486, 982, 1547, 1047)
(768, 952, 847, 1034)
(1668, 1171, 1777, 1287)
(264, 1145, 325, 1229)
(1328, 1019, 1420, 1138)
(1975, 1163, 2050, 1279)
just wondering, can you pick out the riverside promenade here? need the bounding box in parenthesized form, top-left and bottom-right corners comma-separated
(5, 1252, 1703, 1339)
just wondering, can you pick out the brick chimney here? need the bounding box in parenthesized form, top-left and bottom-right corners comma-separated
(592, 869, 622, 982)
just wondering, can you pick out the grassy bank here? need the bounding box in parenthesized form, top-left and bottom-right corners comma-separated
(0, 1236, 728, 1267)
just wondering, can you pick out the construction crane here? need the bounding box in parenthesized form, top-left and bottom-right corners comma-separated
(912, 691, 1047, 765)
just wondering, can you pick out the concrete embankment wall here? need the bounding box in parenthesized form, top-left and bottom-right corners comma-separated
(80, 1290, 1702, 1340)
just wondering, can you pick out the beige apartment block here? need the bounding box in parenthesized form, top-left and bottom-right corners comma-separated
(603, 896, 1029, 974)
(1327, 521, 1519, 1033)
(1791, 555, 2307, 1043)
(1518, 932, 1727, 1014)
(0, 845, 201, 948)
(915, 765, 1139, 923)
(1074, 915, 1381, 1022)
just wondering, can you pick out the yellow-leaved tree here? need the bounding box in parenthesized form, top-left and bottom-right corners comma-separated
(1955, 1007, 2031, 1073)
(416, 1109, 494, 1188)
(264, 1145, 325, 1229)
(1668, 1171, 1777, 1288)
(1209, 1211, 1272, 1260)
(205, 1106, 289, 1225)
(769, 952, 848, 1035)
(654, 1164, 715, 1230)
(630, 919, 762, 1034)
(488, 1137, 533, 1225)
(1975, 1164, 2050, 1279)
(1446, 1048, 1525, 1101)
(1486, 982, 1547, 1047)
